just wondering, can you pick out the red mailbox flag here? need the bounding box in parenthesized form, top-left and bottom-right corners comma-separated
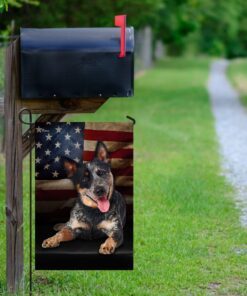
(115, 15, 126, 58)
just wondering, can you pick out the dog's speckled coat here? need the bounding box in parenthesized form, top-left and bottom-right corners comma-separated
(42, 142, 126, 255)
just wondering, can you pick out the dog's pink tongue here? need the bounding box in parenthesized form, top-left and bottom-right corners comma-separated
(97, 196, 110, 213)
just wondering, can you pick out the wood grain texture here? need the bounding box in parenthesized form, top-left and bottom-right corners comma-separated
(4, 39, 23, 292)
(20, 97, 108, 114)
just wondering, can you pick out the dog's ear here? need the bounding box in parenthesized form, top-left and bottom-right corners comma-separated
(95, 142, 110, 163)
(63, 158, 78, 177)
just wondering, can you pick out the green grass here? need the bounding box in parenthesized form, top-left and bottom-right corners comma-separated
(0, 46, 4, 148)
(0, 58, 247, 295)
(0, 47, 4, 95)
(228, 58, 247, 106)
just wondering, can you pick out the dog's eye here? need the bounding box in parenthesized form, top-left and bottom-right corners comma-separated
(96, 169, 106, 176)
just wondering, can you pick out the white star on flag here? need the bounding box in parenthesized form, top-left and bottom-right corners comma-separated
(75, 127, 81, 133)
(54, 156, 60, 162)
(55, 141, 61, 148)
(65, 148, 70, 155)
(36, 142, 42, 149)
(44, 164, 50, 170)
(36, 126, 42, 133)
(52, 171, 59, 178)
(65, 133, 71, 140)
(45, 149, 51, 156)
(74, 142, 80, 149)
(56, 126, 62, 133)
(74, 157, 80, 163)
(35, 157, 41, 164)
(45, 133, 52, 141)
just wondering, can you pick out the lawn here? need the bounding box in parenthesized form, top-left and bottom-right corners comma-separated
(0, 58, 247, 295)
(0, 47, 4, 95)
(228, 58, 247, 105)
(0, 46, 4, 151)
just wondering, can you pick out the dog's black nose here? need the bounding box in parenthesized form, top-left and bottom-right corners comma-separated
(94, 186, 106, 197)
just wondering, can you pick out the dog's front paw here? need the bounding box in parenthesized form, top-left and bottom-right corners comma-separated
(99, 237, 117, 255)
(42, 236, 60, 248)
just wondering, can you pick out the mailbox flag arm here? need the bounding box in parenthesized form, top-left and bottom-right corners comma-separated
(115, 15, 126, 58)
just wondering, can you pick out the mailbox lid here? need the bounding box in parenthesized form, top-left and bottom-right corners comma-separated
(21, 28, 134, 53)
(20, 28, 134, 99)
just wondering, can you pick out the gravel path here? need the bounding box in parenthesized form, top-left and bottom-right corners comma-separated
(208, 60, 247, 227)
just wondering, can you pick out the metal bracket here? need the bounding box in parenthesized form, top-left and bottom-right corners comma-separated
(126, 115, 136, 125)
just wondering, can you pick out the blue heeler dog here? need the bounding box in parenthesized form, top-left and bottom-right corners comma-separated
(42, 142, 126, 255)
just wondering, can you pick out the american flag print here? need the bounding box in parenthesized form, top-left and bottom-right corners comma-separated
(35, 122, 133, 216)
(35, 122, 85, 180)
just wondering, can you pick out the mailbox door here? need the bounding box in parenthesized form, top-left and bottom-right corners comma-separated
(20, 28, 134, 99)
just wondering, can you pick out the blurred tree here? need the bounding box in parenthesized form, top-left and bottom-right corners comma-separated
(0, 0, 39, 12)
(1, 0, 247, 57)
(0, 0, 162, 30)
(196, 0, 242, 58)
(0, 0, 8, 12)
(229, 0, 247, 58)
(153, 0, 247, 58)
(154, 0, 199, 55)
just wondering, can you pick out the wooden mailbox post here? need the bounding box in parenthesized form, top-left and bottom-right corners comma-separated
(4, 39, 108, 292)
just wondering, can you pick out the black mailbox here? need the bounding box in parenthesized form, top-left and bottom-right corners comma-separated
(20, 27, 134, 99)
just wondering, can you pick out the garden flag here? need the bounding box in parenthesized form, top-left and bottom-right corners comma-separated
(35, 122, 133, 270)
